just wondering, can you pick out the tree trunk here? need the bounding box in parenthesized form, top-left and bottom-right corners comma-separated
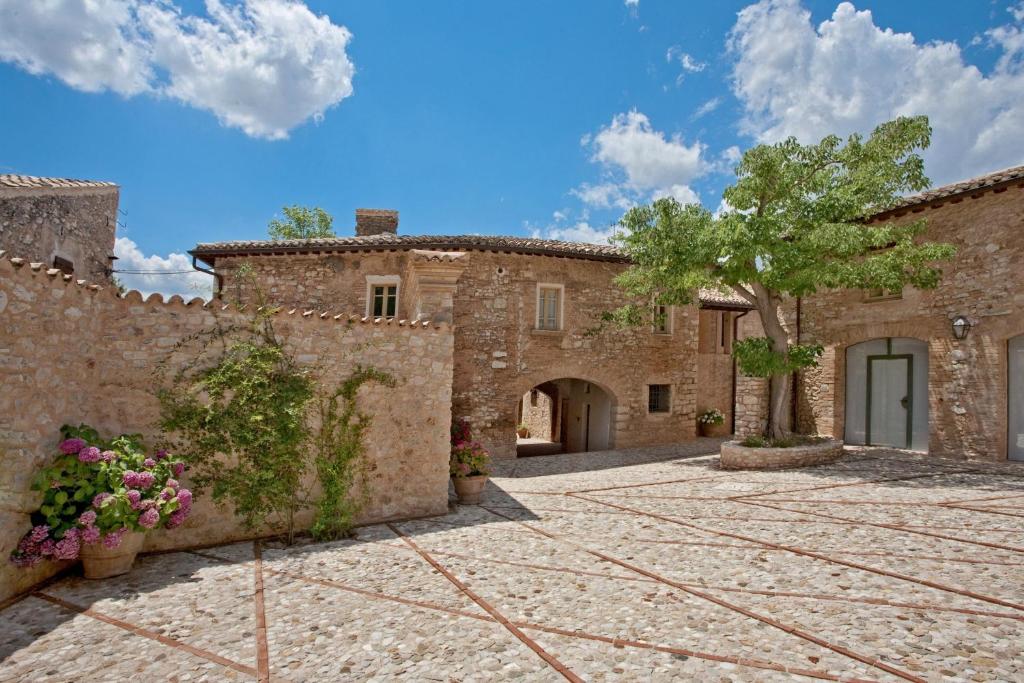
(751, 284, 792, 440)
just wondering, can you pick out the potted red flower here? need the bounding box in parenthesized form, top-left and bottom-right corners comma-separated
(450, 419, 491, 505)
(10, 425, 193, 579)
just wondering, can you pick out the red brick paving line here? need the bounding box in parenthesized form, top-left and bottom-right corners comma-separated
(210, 550, 856, 682)
(485, 503, 1022, 534)
(939, 492, 1024, 505)
(729, 470, 979, 502)
(486, 504, 1024, 565)
(371, 540, 1023, 622)
(943, 503, 1024, 520)
(252, 540, 270, 683)
(571, 494, 1024, 613)
(32, 592, 258, 677)
(569, 474, 735, 494)
(385, 522, 585, 683)
(742, 499, 1024, 554)
(482, 506, 923, 683)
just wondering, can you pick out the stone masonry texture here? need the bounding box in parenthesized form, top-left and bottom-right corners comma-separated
(214, 248, 706, 460)
(0, 183, 118, 283)
(0, 252, 454, 604)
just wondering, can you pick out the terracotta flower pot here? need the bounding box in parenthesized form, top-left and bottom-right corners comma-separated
(699, 422, 729, 438)
(452, 475, 488, 505)
(517, 427, 529, 438)
(80, 531, 145, 579)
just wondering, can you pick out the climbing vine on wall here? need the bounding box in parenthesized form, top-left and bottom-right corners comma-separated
(157, 264, 394, 544)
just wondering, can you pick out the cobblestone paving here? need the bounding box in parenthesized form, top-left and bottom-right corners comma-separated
(2, 440, 1023, 682)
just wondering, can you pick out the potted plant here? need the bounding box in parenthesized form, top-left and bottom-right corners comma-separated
(9, 425, 193, 579)
(516, 424, 530, 438)
(697, 408, 728, 437)
(450, 419, 491, 505)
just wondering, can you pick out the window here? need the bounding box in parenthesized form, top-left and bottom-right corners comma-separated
(864, 287, 902, 302)
(366, 276, 400, 318)
(530, 389, 539, 407)
(717, 311, 732, 353)
(648, 384, 671, 413)
(53, 256, 74, 275)
(653, 304, 672, 334)
(536, 284, 563, 330)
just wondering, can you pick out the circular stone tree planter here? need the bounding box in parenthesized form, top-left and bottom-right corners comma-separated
(720, 439, 844, 470)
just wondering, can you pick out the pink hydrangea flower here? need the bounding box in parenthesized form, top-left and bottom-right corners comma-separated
(78, 446, 102, 463)
(126, 489, 142, 509)
(39, 539, 56, 556)
(160, 488, 175, 501)
(29, 525, 50, 543)
(93, 492, 112, 508)
(52, 535, 81, 560)
(143, 458, 156, 469)
(100, 450, 116, 462)
(81, 526, 101, 544)
(171, 462, 185, 477)
(138, 508, 159, 529)
(102, 528, 127, 549)
(59, 438, 86, 455)
(166, 509, 188, 528)
(123, 471, 140, 487)
(137, 472, 156, 489)
(176, 488, 193, 511)
(78, 511, 97, 527)
(155, 449, 168, 461)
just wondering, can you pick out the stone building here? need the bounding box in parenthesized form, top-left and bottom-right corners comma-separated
(733, 164, 1024, 463)
(191, 210, 750, 459)
(0, 175, 119, 282)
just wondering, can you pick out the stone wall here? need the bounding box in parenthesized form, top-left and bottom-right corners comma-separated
(448, 251, 698, 459)
(215, 248, 702, 460)
(733, 312, 770, 437)
(0, 185, 119, 283)
(797, 185, 1024, 460)
(0, 252, 454, 603)
(519, 389, 554, 440)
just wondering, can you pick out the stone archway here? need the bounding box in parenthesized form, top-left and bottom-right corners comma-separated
(515, 377, 616, 457)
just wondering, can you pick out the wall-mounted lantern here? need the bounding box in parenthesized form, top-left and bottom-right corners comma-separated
(951, 315, 972, 340)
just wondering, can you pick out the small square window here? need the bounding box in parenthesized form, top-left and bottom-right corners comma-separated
(53, 256, 74, 275)
(648, 384, 671, 413)
(864, 287, 902, 302)
(372, 285, 397, 318)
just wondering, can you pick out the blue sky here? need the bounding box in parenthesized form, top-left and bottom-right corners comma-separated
(1, 0, 1023, 296)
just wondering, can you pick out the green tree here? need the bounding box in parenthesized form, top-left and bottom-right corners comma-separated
(268, 205, 335, 240)
(612, 116, 955, 440)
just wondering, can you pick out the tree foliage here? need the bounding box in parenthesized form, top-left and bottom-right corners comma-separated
(612, 115, 955, 438)
(268, 205, 335, 240)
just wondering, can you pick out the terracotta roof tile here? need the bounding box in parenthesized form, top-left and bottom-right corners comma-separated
(0, 174, 118, 190)
(192, 234, 627, 262)
(877, 164, 1024, 215)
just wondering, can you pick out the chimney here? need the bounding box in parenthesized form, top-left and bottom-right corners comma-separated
(355, 208, 399, 236)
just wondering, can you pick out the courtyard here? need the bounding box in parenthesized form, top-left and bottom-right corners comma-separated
(1, 443, 1022, 682)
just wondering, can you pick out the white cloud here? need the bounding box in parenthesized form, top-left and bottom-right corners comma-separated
(666, 46, 706, 85)
(113, 237, 214, 299)
(573, 110, 706, 210)
(545, 221, 618, 245)
(728, 0, 1024, 184)
(0, 0, 354, 140)
(589, 110, 705, 190)
(624, 0, 639, 6)
(692, 96, 722, 120)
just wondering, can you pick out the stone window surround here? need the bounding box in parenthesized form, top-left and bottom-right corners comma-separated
(535, 282, 565, 331)
(652, 303, 673, 335)
(646, 382, 673, 416)
(863, 287, 904, 303)
(365, 274, 401, 318)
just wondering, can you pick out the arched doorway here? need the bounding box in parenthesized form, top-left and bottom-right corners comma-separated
(516, 378, 613, 457)
(845, 338, 929, 451)
(1010, 334, 1024, 461)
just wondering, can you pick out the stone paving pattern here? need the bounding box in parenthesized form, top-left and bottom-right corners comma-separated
(2, 440, 1023, 681)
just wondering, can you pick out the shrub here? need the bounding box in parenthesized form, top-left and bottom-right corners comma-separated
(450, 419, 490, 478)
(698, 409, 725, 426)
(10, 425, 192, 567)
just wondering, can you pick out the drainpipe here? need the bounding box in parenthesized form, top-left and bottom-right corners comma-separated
(730, 309, 751, 434)
(191, 254, 223, 299)
(791, 296, 802, 431)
